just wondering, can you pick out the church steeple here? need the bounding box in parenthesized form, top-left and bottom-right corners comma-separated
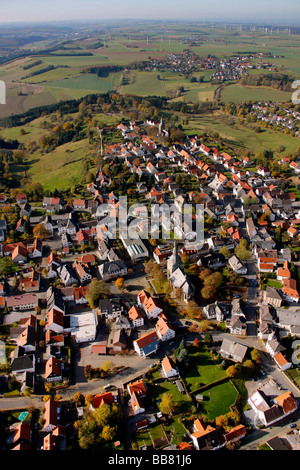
(167, 241, 182, 278)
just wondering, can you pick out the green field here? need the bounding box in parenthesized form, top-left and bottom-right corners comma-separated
(221, 83, 292, 104)
(1, 25, 300, 118)
(27, 138, 92, 191)
(184, 112, 300, 156)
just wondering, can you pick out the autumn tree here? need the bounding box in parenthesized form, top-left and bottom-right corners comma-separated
(159, 392, 177, 414)
(86, 278, 111, 308)
(250, 349, 261, 363)
(115, 277, 124, 290)
(101, 360, 111, 373)
(235, 239, 250, 262)
(33, 223, 48, 240)
(73, 392, 85, 406)
(101, 425, 116, 441)
(226, 365, 239, 378)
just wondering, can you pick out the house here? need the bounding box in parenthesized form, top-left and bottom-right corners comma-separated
(98, 239, 109, 260)
(287, 226, 299, 239)
(128, 305, 144, 328)
(161, 356, 178, 379)
(191, 418, 221, 451)
(43, 399, 61, 432)
(137, 290, 163, 319)
(47, 287, 65, 314)
(73, 199, 86, 210)
(263, 286, 283, 308)
(226, 299, 247, 336)
(28, 238, 43, 259)
(277, 261, 291, 282)
(220, 338, 248, 362)
(228, 255, 247, 274)
(127, 380, 147, 415)
(73, 285, 88, 304)
(203, 302, 231, 321)
(110, 329, 128, 352)
(98, 259, 127, 281)
(11, 354, 35, 377)
(12, 422, 31, 450)
(282, 278, 299, 303)
(224, 425, 247, 445)
(72, 261, 92, 285)
(248, 389, 297, 427)
(98, 298, 124, 321)
(90, 392, 114, 410)
(46, 308, 64, 335)
(16, 194, 28, 205)
(6, 293, 38, 311)
(133, 330, 159, 358)
(11, 243, 27, 264)
(19, 271, 40, 292)
(43, 426, 66, 451)
(45, 356, 62, 382)
(57, 264, 78, 287)
(16, 325, 36, 353)
(155, 313, 175, 342)
(20, 202, 32, 218)
(43, 197, 63, 212)
(273, 352, 292, 371)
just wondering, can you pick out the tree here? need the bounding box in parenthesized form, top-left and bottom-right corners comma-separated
(250, 349, 261, 363)
(177, 347, 189, 364)
(201, 284, 216, 300)
(101, 360, 111, 373)
(159, 392, 177, 414)
(101, 425, 116, 441)
(0, 257, 15, 276)
(73, 392, 85, 406)
(243, 359, 255, 370)
(24, 387, 33, 397)
(203, 333, 213, 346)
(33, 223, 48, 240)
(219, 246, 230, 259)
(215, 414, 229, 429)
(115, 277, 124, 290)
(226, 365, 239, 378)
(86, 278, 110, 308)
(235, 239, 250, 262)
(94, 404, 112, 427)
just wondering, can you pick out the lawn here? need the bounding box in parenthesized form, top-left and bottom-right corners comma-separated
(149, 379, 191, 414)
(179, 345, 239, 420)
(197, 381, 238, 420)
(182, 345, 227, 392)
(131, 423, 167, 450)
(266, 279, 283, 289)
(285, 369, 300, 388)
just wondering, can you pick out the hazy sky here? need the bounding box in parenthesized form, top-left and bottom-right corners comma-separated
(0, 0, 299, 25)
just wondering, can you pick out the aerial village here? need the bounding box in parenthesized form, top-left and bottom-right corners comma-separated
(0, 115, 300, 451)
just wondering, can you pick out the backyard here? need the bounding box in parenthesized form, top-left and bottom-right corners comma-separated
(179, 344, 239, 420)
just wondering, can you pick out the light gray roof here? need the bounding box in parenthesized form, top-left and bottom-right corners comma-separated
(220, 338, 248, 362)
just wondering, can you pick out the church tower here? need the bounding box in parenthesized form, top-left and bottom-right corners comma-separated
(167, 241, 182, 278)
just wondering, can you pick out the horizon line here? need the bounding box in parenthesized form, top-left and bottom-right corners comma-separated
(0, 18, 299, 27)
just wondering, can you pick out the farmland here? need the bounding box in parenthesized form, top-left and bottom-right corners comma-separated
(1, 21, 300, 118)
